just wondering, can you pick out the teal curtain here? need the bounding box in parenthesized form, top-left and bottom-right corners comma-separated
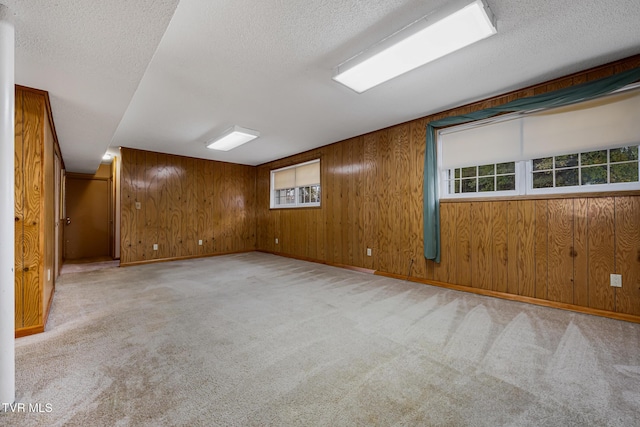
(424, 66, 640, 263)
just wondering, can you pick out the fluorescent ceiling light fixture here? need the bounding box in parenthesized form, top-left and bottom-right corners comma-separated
(333, 0, 497, 93)
(205, 125, 260, 151)
(102, 153, 112, 161)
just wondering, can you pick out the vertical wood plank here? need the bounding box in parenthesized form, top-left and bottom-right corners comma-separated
(455, 203, 472, 286)
(547, 199, 574, 304)
(518, 200, 536, 297)
(534, 200, 548, 299)
(614, 196, 640, 316)
(506, 201, 519, 295)
(573, 198, 589, 307)
(119, 148, 133, 264)
(14, 89, 24, 328)
(410, 120, 427, 279)
(492, 201, 508, 293)
(363, 133, 378, 270)
(144, 151, 158, 260)
(22, 91, 43, 327)
(157, 153, 169, 258)
(435, 202, 457, 284)
(587, 198, 616, 311)
(377, 130, 392, 273)
(471, 202, 493, 290)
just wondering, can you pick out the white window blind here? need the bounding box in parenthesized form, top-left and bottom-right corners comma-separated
(440, 87, 640, 169)
(294, 162, 320, 187)
(273, 161, 320, 190)
(273, 168, 295, 190)
(522, 89, 640, 159)
(439, 117, 523, 169)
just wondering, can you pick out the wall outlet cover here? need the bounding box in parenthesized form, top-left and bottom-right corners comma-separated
(275, 238, 279, 244)
(198, 240, 203, 245)
(366, 248, 372, 256)
(610, 274, 622, 288)
(153, 243, 158, 251)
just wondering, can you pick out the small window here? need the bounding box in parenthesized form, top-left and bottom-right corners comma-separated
(445, 162, 517, 195)
(530, 146, 639, 191)
(270, 160, 320, 208)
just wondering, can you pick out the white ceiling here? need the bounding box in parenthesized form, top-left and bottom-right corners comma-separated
(5, 0, 640, 173)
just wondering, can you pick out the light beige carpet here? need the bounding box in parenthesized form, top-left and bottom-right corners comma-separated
(2, 252, 639, 426)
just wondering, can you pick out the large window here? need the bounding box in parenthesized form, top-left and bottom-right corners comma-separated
(270, 159, 320, 208)
(439, 86, 640, 198)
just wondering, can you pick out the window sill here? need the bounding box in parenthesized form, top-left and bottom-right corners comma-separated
(440, 189, 640, 203)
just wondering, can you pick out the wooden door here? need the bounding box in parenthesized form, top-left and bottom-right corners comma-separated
(64, 177, 110, 260)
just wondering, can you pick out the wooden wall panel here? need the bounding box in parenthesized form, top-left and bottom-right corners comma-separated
(362, 134, 378, 270)
(434, 202, 455, 283)
(614, 197, 640, 316)
(376, 131, 392, 273)
(455, 203, 472, 287)
(573, 198, 589, 307)
(492, 201, 508, 293)
(119, 147, 133, 264)
(43, 107, 55, 314)
(547, 199, 574, 304)
(506, 201, 519, 295)
(587, 198, 616, 311)
(471, 202, 493, 290)
(144, 151, 159, 260)
(157, 153, 169, 258)
(14, 86, 63, 334)
(21, 91, 43, 327)
(534, 200, 549, 300)
(119, 148, 255, 265)
(517, 201, 536, 298)
(14, 89, 24, 329)
(134, 150, 146, 260)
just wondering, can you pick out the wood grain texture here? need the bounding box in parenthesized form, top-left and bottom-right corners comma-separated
(506, 201, 519, 295)
(587, 198, 616, 311)
(21, 90, 43, 327)
(14, 89, 24, 328)
(492, 201, 508, 293)
(14, 87, 63, 333)
(517, 201, 536, 297)
(547, 199, 574, 304)
(534, 200, 549, 300)
(434, 202, 455, 283)
(119, 148, 256, 264)
(573, 198, 589, 307)
(614, 197, 640, 316)
(471, 202, 493, 290)
(455, 203, 472, 287)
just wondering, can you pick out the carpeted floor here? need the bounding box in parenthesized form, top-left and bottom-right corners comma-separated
(2, 252, 639, 426)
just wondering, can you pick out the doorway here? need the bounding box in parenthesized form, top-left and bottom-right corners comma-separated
(64, 168, 112, 261)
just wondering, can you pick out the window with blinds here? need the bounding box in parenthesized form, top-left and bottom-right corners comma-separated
(438, 86, 640, 198)
(270, 159, 321, 208)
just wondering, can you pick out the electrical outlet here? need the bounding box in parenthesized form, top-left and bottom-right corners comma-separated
(275, 238, 279, 244)
(153, 243, 158, 251)
(135, 201, 141, 210)
(198, 239, 203, 246)
(366, 248, 372, 257)
(610, 274, 622, 288)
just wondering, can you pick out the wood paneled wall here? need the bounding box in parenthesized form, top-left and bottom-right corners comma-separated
(119, 148, 256, 265)
(15, 86, 63, 336)
(256, 55, 640, 319)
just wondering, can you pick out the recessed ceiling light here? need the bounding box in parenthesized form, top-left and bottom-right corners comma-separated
(205, 125, 260, 151)
(333, 0, 497, 93)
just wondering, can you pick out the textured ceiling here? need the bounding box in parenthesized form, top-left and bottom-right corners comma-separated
(5, 0, 640, 172)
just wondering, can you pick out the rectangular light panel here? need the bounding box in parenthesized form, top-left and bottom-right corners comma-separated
(333, 0, 497, 93)
(206, 125, 260, 151)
